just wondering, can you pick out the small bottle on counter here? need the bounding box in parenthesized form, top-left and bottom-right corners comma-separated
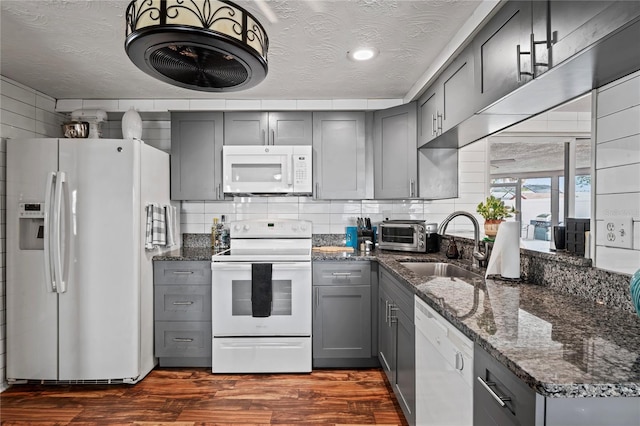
(219, 215, 230, 250)
(211, 217, 219, 250)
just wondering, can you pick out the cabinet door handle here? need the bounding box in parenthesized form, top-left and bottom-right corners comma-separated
(172, 338, 194, 342)
(262, 129, 267, 145)
(271, 129, 275, 145)
(437, 112, 443, 134)
(385, 300, 390, 325)
(431, 114, 437, 136)
(315, 287, 320, 309)
(516, 44, 533, 82)
(315, 182, 320, 199)
(477, 376, 511, 407)
(172, 301, 195, 305)
(409, 179, 415, 198)
(171, 271, 194, 275)
(530, 33, 548, 77)
(389, 304, 398, 324)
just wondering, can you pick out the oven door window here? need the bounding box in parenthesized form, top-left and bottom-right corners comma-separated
(382, 226, 416, 244)
(211, 262, 311, 336)
(232, 280, 292, 316)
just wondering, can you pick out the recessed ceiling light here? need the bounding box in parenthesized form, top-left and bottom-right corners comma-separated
(348, 48, 378, 61)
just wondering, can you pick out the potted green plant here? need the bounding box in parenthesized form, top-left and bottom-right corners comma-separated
(476, 195, 517, 238)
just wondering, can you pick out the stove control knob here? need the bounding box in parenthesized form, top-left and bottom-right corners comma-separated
(234, 224, 241, 232)
(291, 224, 299, 231)
(300, 223, 308, 232)
(243, 225, 251, 232)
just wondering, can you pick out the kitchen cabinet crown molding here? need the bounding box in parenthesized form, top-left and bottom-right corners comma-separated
(55, 98, 404, 115)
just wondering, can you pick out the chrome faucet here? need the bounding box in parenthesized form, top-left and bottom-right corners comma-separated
(438, 211, 488, 268)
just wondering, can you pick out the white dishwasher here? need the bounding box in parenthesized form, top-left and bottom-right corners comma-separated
(415, 296, 473, 426)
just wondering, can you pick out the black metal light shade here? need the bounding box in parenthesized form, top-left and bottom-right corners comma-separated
(125, 0, 269, 92)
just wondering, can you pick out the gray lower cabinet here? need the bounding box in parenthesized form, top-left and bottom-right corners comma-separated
(170, 112, 224, 200)
(474, 342, 540, 426)
(373, 102, 418, 199)
(312, 111, 366, 199)
(312, 261, 379, 368)
(224, 111, 313, 145)
(153, 261, 212, 367)
(474, 343, 640, 426)
(378, 267, 415, 426)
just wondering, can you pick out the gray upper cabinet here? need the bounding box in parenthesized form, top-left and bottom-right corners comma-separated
(373, 102, 418, 199)
(170, 112, 224, 200)
(417, 88, 440, 147)
(545, 0, 640, 68)
(312, 111, 366, 199)
(418, 47, 475, 147)
(224, 111, 312, 145)
(473, 1, 534, 111)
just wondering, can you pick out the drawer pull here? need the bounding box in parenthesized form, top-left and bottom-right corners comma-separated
(172, 338, 194, 342)
(331, 272, 352, 277)
(171, 271, 194, 275)
(172, 301, 195, 305)
(477, 376, 511, 407)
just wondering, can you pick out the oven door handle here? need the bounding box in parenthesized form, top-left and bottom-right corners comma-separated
(212, 262, 311, 272)
(212, 262, 310, 268)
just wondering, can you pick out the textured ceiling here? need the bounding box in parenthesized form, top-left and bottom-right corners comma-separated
(0, 0, 483, 101)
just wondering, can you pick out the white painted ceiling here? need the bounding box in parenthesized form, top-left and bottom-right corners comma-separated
(0, 0, 485, 101)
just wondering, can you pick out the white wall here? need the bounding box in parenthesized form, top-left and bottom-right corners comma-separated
(0, 76, 66, 391)
(594, 71, 640, 274)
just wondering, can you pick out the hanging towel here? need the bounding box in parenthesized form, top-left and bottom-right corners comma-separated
(251, 263, 273, 317)
(164, 205, 177, 248)
(145, 204, 166, 249)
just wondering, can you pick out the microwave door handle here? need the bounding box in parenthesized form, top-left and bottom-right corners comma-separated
(287, 155, 293, 186)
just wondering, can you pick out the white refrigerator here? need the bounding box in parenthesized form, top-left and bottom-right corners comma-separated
(6, 138, 175, 383)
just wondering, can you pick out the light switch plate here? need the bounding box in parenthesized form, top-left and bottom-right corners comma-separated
(603, 216, 634, 249)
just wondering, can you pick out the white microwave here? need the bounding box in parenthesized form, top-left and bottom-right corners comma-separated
(222, 145, 312, 195)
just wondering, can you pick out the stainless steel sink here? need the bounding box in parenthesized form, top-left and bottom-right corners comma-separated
(400, 262, 481, 280)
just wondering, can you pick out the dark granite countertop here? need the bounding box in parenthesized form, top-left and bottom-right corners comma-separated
(154, 246, 640, 398)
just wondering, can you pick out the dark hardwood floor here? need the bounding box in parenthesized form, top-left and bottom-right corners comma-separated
(0, 368, 409, 425)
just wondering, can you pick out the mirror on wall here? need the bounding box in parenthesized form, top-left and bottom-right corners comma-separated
(488, 94, 592, 252)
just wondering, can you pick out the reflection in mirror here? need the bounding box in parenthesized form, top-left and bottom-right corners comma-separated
(489, 94, 592, 252)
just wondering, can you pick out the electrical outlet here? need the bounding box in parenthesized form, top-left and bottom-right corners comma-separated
(603, 216, 634, 249)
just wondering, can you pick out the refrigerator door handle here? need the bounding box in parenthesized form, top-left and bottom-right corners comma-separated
(53, 171, 67, 293)
(44, 172, 57, 292)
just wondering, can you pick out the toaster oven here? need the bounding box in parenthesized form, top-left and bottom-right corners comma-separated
(378, 220, 439, 253)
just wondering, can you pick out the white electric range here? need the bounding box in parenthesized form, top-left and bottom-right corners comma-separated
(211, 219, 312, 373)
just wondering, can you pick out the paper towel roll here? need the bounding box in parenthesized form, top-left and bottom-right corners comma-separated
(485, 221, 521, 279)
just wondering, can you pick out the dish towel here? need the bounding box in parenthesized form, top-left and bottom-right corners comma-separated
(251, 263, 273, 317)
(145, 204, 166, 249)
(164, 205, 177, 248)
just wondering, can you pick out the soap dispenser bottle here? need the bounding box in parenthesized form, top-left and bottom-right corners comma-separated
(446, 238, 459, 259)
(211, 217, 219, 250)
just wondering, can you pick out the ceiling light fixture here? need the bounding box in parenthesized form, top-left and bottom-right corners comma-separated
(124, 0, 269, 92)
(348, 47, 378, 61)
